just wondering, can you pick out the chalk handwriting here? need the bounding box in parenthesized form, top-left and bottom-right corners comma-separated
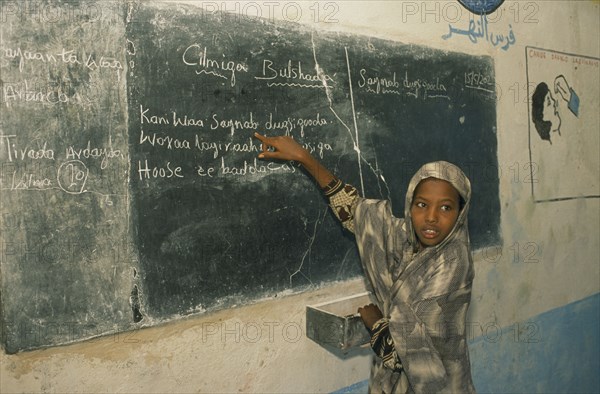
(264, 113, 329, 137)
(196, 165, 216, 177)
(296, 113, 328, 137)
(2, 47, 57, 72)
(255, 59, 334, 89)
(301, 140, 332, 159)
(403, 71, 449, 100)
(137, 160, 183, 181)
(442, 14, 516, 51)
(464, 70, 496, 94)
(140, 130, 192, 151)
(140, 104, 169, 125)
(2, 79, 92, 107)
(193, 136, 261, 159)
(182, 44, 249, 87)
(9, 171, 53, 191)
(173, 113, 205, 128)
(264, 114, 297, 135)
(194, 137, 223, 159)
(84, 54, 123, 72)
(191, 136, 332, 160)
(65, 136, 123, 170)
(220, 157, 296, 176)
(210, 113, 259, 136)
(57, 160, 89, 194)
(0, 135, 55, 162)
(1, 46, 123, 73)
(358, 69, 401, 95)
(140, 105, 206, 128)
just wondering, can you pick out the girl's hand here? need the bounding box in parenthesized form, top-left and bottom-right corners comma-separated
(357, 303, 383, 331)
(253, 132, 336, 189)
(254, 132, 308, 163)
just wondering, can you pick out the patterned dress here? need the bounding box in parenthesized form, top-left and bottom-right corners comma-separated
(326, 161, 476, 394)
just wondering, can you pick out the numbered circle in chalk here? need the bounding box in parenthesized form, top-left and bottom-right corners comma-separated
(57, 160, 89, 194)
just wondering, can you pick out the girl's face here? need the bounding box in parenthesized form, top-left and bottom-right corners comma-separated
(410, 178, 460, 248)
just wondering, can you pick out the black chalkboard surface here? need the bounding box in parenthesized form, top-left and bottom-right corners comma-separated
(0, 1, 134, 353)
(1, 0, 499, 353)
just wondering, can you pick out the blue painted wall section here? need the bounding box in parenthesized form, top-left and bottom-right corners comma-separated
(333, 293, 600, 394)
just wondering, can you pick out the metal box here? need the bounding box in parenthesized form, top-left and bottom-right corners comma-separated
(306, 292, 376, 349)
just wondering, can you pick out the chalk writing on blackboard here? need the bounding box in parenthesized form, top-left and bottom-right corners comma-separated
(1, 1, 500, 354)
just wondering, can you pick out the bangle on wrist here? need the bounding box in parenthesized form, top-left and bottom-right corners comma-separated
(322, 178, 343, 197)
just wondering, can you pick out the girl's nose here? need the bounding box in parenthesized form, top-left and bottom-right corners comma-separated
(425, 208, 438, 223)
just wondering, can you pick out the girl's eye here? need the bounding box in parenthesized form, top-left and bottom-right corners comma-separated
(441, 205, 453, 212)
(415, 202, 426, 208)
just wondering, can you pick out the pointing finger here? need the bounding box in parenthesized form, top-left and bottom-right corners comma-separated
(254, 132, 267, 142)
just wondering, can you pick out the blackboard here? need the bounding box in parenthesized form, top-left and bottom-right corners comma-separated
(1, 0, 499, 353)
(0, 1, 134, 353)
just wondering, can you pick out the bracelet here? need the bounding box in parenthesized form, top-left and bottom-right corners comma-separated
(322, 178, 344, 197)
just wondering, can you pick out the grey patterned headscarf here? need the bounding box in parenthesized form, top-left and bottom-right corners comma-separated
(354, 161, 475, 394)
(404, 161, 472, 253)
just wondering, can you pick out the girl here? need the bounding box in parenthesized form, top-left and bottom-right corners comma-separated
(254, 133, 476, 393)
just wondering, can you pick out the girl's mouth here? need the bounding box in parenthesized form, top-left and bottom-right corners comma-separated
(421, 228, 440, 239)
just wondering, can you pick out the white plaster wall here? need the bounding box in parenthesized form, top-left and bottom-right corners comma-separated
(2, 1, 599, 392)
(1, 278, 372, 393)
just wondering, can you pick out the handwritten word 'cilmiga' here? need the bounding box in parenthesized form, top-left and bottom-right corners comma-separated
(442, 14, 516, 51)
(182, 44, 249, 87)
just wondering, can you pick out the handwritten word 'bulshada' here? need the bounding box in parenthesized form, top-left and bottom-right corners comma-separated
(255, 59, 334, 89)
(442, 14, 516, 51)
(182, 44, 249, 87)
(1, 47, 123, 73)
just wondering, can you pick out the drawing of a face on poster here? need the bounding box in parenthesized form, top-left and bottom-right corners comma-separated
(542, 87, 561, 132)
(531, 75, 580, 144)
(527, 48, 598, 202)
